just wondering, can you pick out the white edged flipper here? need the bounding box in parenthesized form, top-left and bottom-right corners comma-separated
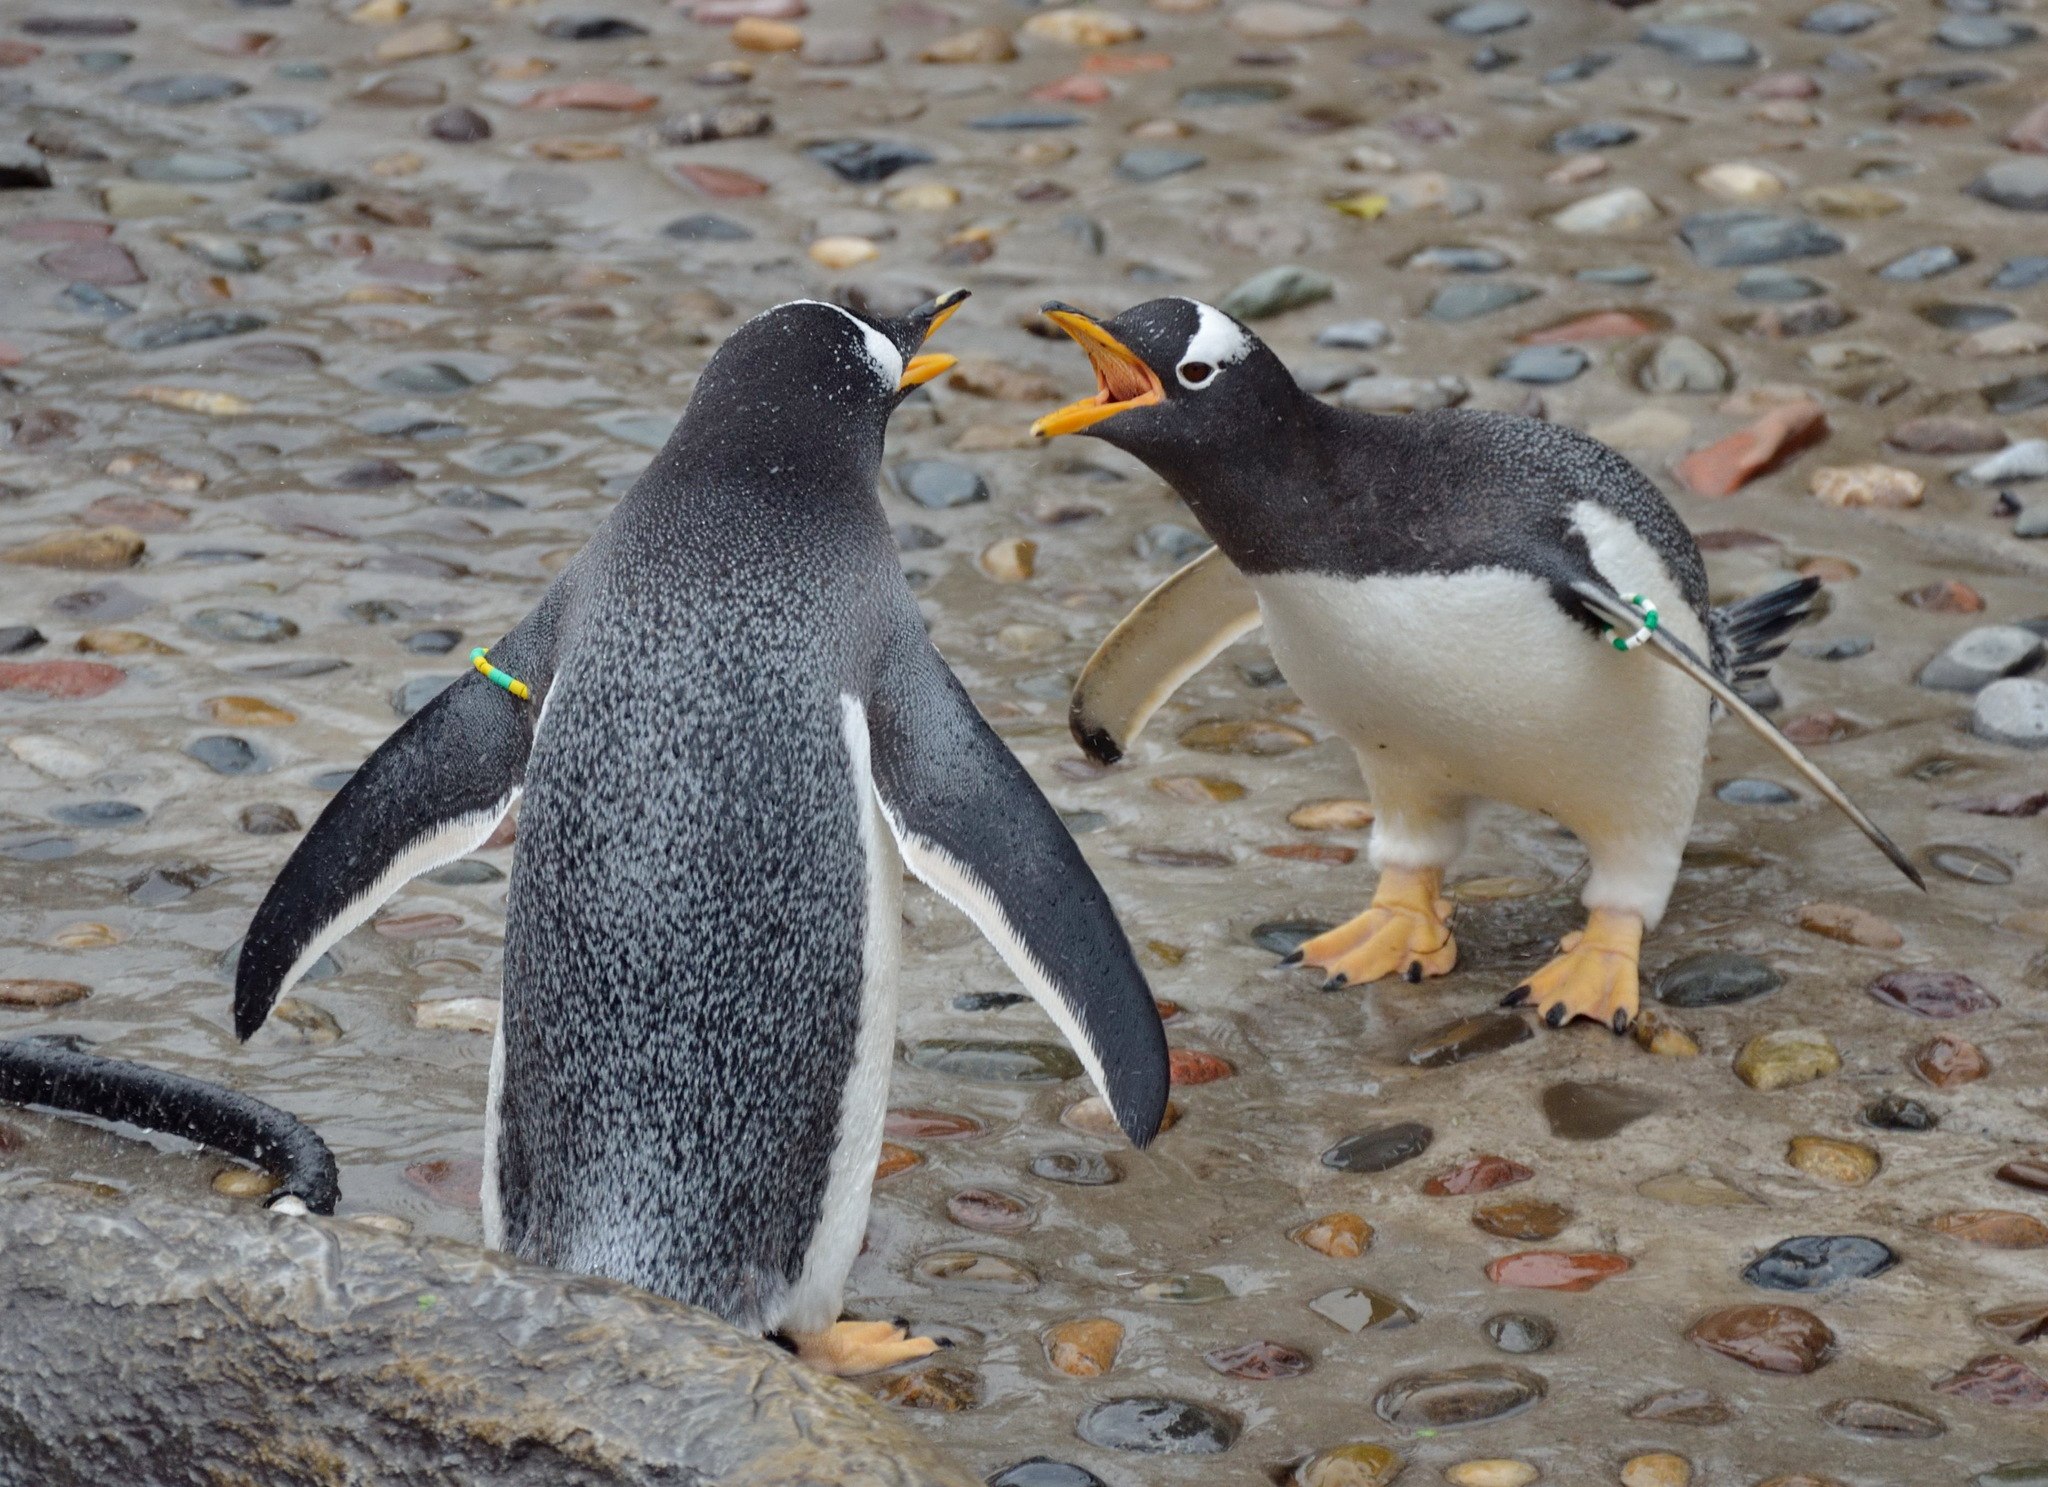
(1070, 545, 1262, 764)
(234, 671, 537, 1038)
(1568, 580, 1925, 890)
(868, 629, 1169, 1146)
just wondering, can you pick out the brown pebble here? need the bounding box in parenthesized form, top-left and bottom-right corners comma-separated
(0, 978, 90, 1008)
(1686, 1304, 1834, 1374)
(1795, 902, 1902, 948)
(874, 1364, 980, 1411)
(1628, 1387, 1734, 1425)
(1045, 1317, 1123, 1376)
(875, 1142, 920, 1179)
(1995, 1154, 2048, 1195)
(1424, 1154, 1532, 1197)
(1204, 1338, 1312, 1380)
(1901, 579, 1984, 614)
(1472, 1199, 1573, 1242)
(947, 1186, 1036, 1233)
(1928, 1209, 2048, 1248)
(211, 1167, 279, 1199)
(1291, 1212, 1373, 1258)
(1932, 1353, 2048, 1408)
(1288, 798, 1374, 831)
(1911, 1034, 1989, 1088)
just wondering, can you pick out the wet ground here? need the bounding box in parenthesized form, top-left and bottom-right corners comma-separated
(3, 0, 2048, 1481)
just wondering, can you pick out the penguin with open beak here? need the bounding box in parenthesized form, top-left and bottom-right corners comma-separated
(1032, 296, 1922, 1035)
(226, 290, 1170, 1376)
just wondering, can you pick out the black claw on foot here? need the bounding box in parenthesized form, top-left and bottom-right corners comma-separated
(936, 1337, 956, 1349)
(1404, 962, 1423, 984)
(1321, 974, 1348, 992)
(892, 1316, 911, 1331)
(1544, 1003, 1566, 1029)
(1501, 986, 1530, 1008)
(1611, 1009, 1630, 1036)
(1278, 949, 1303, 967)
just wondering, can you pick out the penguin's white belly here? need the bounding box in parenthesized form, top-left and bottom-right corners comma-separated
(1247, 503, 1713, 855)
(770, 697, 904, 1336)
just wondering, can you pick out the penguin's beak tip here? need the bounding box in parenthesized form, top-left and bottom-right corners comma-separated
(896, 292, 969, 391)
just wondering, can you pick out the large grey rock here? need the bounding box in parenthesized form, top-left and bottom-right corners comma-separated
(0, 1190, 975, 1487)
(1972, 677, 2048, 747)
(1917, 626, 2043, 692)
(1970, 160, 2048, 213)
(1680, 212, 1844, 267)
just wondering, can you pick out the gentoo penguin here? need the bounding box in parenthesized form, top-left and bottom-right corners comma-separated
(234, 292, 1170, 1374)
(1031, 296, 1921, 1034)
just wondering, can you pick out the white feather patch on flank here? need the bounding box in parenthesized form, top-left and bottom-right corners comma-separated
(269, 794, 519, 1009)
(875, 798, 1114, 1117)
(791, 299, 904, 390)
(776, 696, 906, 1336)
(1177, 298, 1254, 377)
(480, 1016, 507, 1249)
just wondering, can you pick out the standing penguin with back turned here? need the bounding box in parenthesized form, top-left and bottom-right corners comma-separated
(1031, 296, 1921, 1035)
(234, 292, 1170, 1374)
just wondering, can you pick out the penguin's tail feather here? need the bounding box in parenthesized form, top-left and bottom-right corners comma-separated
(0, 1036, 339, 1214)
(1710, 575, 1822, 683)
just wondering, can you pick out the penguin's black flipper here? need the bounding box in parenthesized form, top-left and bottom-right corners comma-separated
(1569, 581, 1926, 890)
(868, 632, 1172, 1148)
(235, 671, 535, 1039)
(0, 1037, 339, 1213)
(1069, 546, 1263, 764)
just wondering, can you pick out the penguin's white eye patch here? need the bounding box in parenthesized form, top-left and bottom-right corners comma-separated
(1176, 360, 1217, 390)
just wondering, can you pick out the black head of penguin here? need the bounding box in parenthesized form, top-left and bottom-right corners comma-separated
(663, 291, 969, 482)
(1029, 297, 1313, 479)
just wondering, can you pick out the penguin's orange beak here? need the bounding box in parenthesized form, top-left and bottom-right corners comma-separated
(897, 295, 965, 390)
(1030, 306, 1163, 438)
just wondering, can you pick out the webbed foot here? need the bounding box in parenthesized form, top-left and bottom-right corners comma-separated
(788, 1318, 946, 1377)
(1502, 908, 1642, 1034)
(1284, 866, 1457, 989)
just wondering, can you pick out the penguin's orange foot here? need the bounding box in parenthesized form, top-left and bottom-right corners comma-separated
(789, 1318, 945, 1377)
(1502, 908, 1643, 1034)
(1285, 866, 1457, 989)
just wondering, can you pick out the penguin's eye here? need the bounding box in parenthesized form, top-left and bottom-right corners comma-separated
(1177, 361, 1216, 389)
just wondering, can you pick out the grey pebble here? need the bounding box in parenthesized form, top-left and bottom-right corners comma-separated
(1115, 148, 1206, 183)
(1919, 626, 2045, 692)
(1495, 346, 1587, 384)
(1935, 15, 2036, 48)
(1407, 245, 1510, 272)
(1970, 160, 2048, 213)
(1877, 245, 1967, 281)
(1738, 269, 1827, 301)
(1971, 677, 2048, 747)
(892, 460, 987, 509)
(187, 736, 263, 776)
(1802, 1, 1887, 34)
(1316, 318, 1389, 350)
(1427, 280, 1538, 321)
(1639, 24, 1759, 65)
(1641, 336, 1729, 394)
(1682, 213, 1845, 268)
(1219, 265, 1333, 320)
(123, 75, 248, 106)
(1548, 121, 1638, 152)
(1989, 256, 2048, 290)
(1442, 1, 1529, 35)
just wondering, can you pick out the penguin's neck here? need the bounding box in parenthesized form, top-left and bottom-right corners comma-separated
(639, 395, 890, 522)
(1129, 395, 1374, 575)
